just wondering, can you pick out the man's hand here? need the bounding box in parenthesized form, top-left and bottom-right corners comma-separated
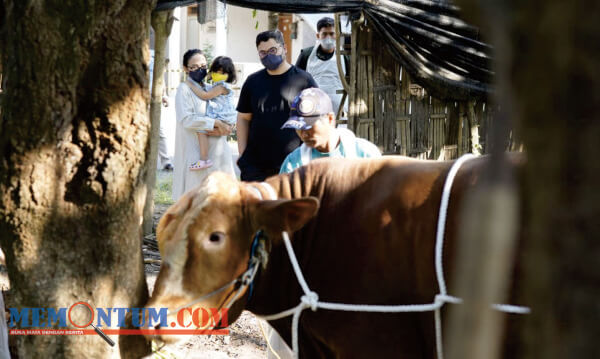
(206, 119, 233, 136)
(162, 96, 169, 107)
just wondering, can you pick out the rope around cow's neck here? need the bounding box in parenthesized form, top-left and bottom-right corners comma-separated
(254, 154, 531, 359)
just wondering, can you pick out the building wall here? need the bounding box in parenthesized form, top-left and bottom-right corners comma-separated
(292, 15, 318, 63)
(225, 6, 269, 63)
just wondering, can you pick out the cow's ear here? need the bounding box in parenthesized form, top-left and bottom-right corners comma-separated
(252, 197, 319, 235)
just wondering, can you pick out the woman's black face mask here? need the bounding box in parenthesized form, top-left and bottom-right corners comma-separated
(189, 68, 207, 83)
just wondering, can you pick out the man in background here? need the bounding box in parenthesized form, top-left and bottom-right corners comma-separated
(296, 17, 348, 117)
(280, 87, 380, 174)
(149, 49, 173, 171)
(236, 30, 317, 181)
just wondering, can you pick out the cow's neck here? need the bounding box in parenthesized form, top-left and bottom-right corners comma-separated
(245, 162, 377, 317)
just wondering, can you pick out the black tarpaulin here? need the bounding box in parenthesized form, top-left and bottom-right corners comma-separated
(155, 0, 493, 99)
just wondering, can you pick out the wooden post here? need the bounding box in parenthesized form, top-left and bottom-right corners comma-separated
(367, 27, 374, 142)
(334, 13, 351, 124)
(467, 100, 481, 155)
(348, 13, 363, 132)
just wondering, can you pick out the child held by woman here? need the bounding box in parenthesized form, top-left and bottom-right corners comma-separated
(187, 56, 237, 170)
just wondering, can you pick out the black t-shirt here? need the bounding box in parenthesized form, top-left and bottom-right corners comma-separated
(236, 65, 317, 181)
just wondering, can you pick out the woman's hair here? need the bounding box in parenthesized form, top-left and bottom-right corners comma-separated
(182, 49, 203, 67)
(209, 56, 237, 84)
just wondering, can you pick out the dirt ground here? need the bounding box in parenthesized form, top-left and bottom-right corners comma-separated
(143, 203, 268, 359)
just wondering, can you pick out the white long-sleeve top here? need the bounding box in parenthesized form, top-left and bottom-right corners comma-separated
(172, 80, 236, 201)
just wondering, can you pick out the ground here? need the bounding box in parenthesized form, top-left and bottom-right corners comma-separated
(144, 170, 268, 359)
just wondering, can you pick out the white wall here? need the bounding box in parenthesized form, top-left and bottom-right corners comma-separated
(291, 15, 319, 64)
(226, 6, 269, 63)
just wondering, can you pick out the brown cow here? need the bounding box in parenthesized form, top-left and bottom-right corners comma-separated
(145, 156, 525, 358)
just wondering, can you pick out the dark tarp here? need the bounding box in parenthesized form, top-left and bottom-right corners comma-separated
(156, 0, 493, 100)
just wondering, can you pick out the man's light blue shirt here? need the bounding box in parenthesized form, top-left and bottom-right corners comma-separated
(280, 128, 381, 174)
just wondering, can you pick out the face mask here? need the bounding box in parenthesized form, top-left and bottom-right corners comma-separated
(320, 38, 336, 51)
(211, 72, 228, 83)
(261, 53, 284, 71)
(189, 68, 207, 83)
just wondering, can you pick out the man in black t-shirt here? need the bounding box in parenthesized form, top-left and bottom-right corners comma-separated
(236, 30, 317, 181)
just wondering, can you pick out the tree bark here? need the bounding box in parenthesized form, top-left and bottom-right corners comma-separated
(0, 1, 154, 357)
(143, 9, 175, 236)
(511, 2, 600, 357)
(452, 0, 600, 358)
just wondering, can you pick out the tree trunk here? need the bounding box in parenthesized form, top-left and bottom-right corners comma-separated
(511, 2, 600, 357)
(452, 0, 600, 358)
(143, 9, 175, 236)
(0, 1, 154, 358)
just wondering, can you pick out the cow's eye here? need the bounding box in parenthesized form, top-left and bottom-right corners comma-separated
(209, 232, 225, 243)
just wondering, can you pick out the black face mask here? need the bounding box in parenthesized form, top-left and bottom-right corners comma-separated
(189, 68, 207, 83)
(260, 53, 284, 71)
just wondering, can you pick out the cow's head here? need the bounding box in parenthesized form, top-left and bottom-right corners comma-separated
(144, 172, 318, 343)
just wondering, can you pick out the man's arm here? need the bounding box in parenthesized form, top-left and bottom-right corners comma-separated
(237, 112, 252, 156)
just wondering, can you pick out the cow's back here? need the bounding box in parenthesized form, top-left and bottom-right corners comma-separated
(257, 155, 520, 358)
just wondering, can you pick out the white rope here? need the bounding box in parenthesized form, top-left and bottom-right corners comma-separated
(435, 154, 477, 296)
(252, 164, 530, 358)
(433, 153, 476, 359)
(492, 304, 531, 314)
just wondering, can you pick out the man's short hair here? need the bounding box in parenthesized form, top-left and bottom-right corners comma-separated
(256, 30, 285, 47)
(317, 17, 335, 31)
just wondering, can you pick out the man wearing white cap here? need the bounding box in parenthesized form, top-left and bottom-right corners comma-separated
(280, 87, 381, 174)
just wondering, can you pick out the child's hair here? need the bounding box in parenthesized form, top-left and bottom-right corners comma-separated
(209, 56, 237, 84)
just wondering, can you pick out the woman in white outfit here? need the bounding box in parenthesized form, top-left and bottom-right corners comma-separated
(172, 49, 236, 201)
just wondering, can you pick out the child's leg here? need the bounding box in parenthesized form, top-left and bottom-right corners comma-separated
(197, 132, 209, 161)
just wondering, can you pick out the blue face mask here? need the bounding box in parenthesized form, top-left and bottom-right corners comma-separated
(189, 68, 207, 83)
(260, 53, 284, 71)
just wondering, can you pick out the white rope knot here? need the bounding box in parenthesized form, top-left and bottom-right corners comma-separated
(435, 294, 463, 306)
(301, 291, 319, 311)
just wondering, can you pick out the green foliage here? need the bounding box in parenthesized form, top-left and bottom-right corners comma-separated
(252, 9, 259, 29)
(150, 340, 178, 358)
(202, 42, 214, 67)
(154, 171, 173, 205)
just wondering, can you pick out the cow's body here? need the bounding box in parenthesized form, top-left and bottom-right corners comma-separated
(147, 155, 524, 358)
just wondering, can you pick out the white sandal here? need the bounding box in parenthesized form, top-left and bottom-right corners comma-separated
(189, 159, 213, 171)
